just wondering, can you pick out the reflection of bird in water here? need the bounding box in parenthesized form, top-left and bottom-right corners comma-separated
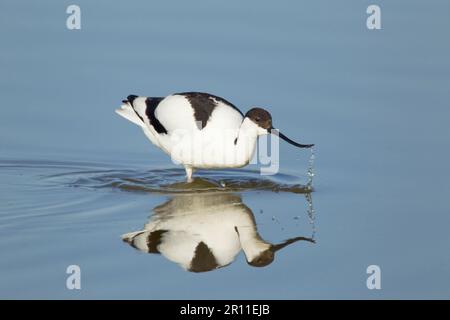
(122, 193, 315, 273)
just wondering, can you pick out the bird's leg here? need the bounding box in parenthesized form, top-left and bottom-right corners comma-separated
(185, 166, 194, 183)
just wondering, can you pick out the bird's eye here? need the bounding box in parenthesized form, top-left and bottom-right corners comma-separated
(255, 117, 261, 122)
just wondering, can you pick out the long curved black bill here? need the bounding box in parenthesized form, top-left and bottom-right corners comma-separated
(270, 128, 314, 148)
(272, 236, 315, 252)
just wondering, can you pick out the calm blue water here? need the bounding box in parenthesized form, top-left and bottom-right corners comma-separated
(1, 0, 450, 299)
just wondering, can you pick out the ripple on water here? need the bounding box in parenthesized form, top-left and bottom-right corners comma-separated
(0, 160, 313, 195)
(60, 168, 312, 194)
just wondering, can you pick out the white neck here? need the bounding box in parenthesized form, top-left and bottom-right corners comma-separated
(236, 225, 271, 262)
(233, 118, 261, 166)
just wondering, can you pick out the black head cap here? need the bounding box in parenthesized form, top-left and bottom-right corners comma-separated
(247, 248, 275, 267)
(245, 108, 273, 130)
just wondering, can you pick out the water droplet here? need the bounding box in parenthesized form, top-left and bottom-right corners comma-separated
(306, 146, 316, 189)
(305, 192, 316, 239)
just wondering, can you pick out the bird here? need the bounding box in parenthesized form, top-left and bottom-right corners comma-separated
(122, 192, 315, 272)
(116, 92, 313, 182)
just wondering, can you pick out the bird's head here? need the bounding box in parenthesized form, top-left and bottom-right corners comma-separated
(247, 236, 316, 268)
(244, 107, 314, 148)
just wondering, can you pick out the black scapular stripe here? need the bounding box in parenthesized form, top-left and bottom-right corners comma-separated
(176, 92, 243, 130)
(145, 97, 167, 134)
(189, 241, 219, 273)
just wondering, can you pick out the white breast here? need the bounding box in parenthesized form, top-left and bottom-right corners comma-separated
(153, 97, 247, 168)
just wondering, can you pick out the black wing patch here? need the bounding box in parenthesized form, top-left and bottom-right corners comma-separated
(176, 92, 243, 130)
(145, 97, 167, 134)
(127, 95, 138, 104)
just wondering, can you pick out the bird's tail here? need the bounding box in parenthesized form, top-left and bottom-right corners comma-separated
(121, 230, 149, 251)
(115, 95, 145, 126)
